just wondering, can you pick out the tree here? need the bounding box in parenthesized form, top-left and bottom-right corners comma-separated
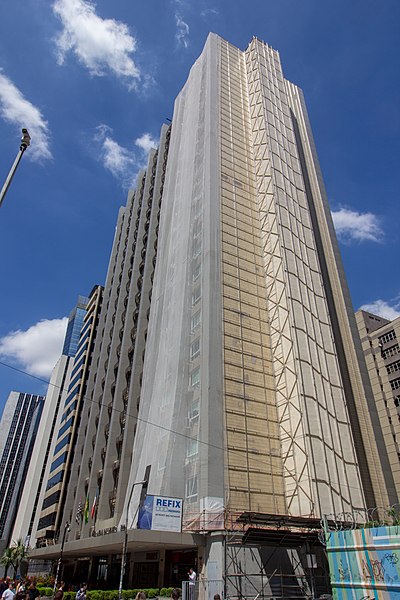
(11, 539, 29, 578)
(0, 547, 15, 578)
(0, 539, 29, 579)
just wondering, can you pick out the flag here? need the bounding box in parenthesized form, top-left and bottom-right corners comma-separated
(84, 496, 89, 524)
(91, 490, 98, 519)
(76, 501, 83, 524)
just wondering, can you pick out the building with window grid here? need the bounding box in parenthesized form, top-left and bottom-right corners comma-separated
(356, 310, 400, 502)
(29, 34, 393, 597)
(0, 392, 44, 554)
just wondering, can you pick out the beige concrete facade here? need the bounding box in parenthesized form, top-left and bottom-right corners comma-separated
(356, 309, 400, 503)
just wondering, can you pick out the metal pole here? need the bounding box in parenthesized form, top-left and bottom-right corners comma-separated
(0, 129, 31, 209)
(118, 481, 147, 600)
(53, 522, 70, 593)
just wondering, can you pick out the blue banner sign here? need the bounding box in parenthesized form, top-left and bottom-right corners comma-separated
(138, 495, 183, 532)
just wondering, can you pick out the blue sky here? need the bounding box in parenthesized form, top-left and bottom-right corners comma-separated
(0, 0, 399, 415)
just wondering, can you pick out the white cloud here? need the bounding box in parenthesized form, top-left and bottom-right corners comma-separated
(53, 0, 140, 89)
(135, 133, 158, 154)
(201, 8, 219, 17)
(95, 126, 158, 187)
(0, 318, 68, 378)
(175, 14, 189, 48)
(359, 298, 400, 321)
(331, 208, 383, 243)
(0, 71, 52, 162)
(95, 124, 136, 186)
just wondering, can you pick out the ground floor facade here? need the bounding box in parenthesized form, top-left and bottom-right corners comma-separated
(28, 524, 332, 598)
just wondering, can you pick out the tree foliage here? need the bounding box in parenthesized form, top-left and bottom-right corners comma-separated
(0, 538, 29, 578)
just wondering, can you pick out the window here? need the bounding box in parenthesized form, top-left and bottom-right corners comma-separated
(42, 490, 61, 510)
(190, 368, 200, 388)
(58, 416, 74, 439)
(186, 475, 198, 498)
(37, 512, 57, 531)
(391, 378, 400, 391)
(382, 344, 400, 360)
(187, 437, 198, 457)
(387, 360, 400, 375)
(191, 311, 201, 332)
(379, 330, 396, 345)
(46, 470, 64, 491)
(191, 338, 200, 360)
(189, 398, 200, 421)
(54, 434, 71, 455)
(192, 263, 201, 282)
(50, 452, 68, 473)
(192, 287, 201, 306)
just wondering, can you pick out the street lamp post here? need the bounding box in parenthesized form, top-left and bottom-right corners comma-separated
(118, 480, 147, 600)
(0, 128, 31, 209)
(53, 521, 70, 593)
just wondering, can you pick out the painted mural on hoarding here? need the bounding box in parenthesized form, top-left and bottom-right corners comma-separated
(326, 525, 400, 599)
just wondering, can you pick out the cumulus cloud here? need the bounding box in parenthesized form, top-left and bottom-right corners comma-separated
(0, 318, 68, 378)
(95, 125, 158, 187)
(53, 0, 140, 89)
(95, 124, 136, 186)
(331, 208, 383, 243)
(175, 14, 189, 48)
(0, 71, 52, 162)
(359, 298, 400, 320)
(135, 133, 158, 154)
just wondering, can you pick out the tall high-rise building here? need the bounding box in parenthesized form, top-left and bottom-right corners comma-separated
(11, 296, 90, 548)
(0, 391, 44, 553)
(356, 309, 400, 502)
(30, 34, 391, 597)
(35, 286, 103, 544)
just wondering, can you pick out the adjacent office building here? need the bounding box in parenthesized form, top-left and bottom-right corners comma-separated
(35, 286, 103, 544)
(0, 391, 45, 554)
(30, 34, 392, 598)
(11, 297, 89, 548)
(356, 310, 400, 502)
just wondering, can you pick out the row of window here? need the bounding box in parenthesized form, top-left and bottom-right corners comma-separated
(387, 361, 400, 376)
(391, 378, 400, 391)
(382, 343, 400, 360)
(379, 330, 397, 345)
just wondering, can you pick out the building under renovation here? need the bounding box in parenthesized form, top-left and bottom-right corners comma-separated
(28, 34, 393, 599)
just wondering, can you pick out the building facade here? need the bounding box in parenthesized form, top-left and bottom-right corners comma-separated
(0, 391, 44, 553)
(30, 35, 391, 597)
(35, 286, 103, 543)
(356, 309, 400, 503)
(11, 296, 90, 548)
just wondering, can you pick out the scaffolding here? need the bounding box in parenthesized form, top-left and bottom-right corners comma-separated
(184, 510, 332, 600)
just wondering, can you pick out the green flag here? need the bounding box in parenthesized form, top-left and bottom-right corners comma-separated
(84, 496, 89, 523)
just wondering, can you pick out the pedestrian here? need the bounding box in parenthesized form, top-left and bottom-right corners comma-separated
(54, 582, 65, 600)
(75, 584, 87, 600)
(188, 568, 196, 600)
(27, 583, 39, 600)
(15, 583, 25, 600)
(0, 579, 10, 597)
(171, 590, 180, 600)
(1, 582, 14, 600)
(214, 595, 222, 600)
